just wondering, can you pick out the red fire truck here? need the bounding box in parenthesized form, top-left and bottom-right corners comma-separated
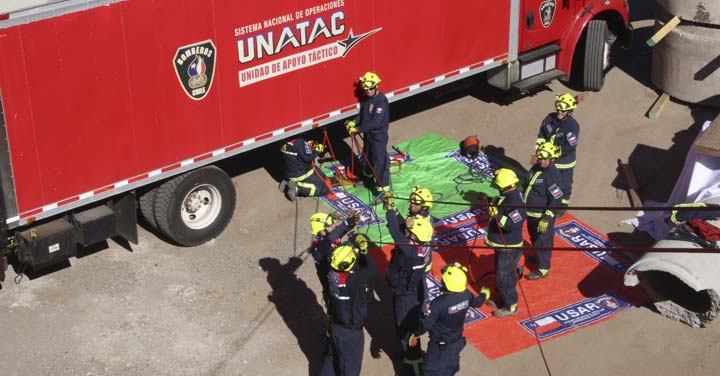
(0, 0, 629, 275)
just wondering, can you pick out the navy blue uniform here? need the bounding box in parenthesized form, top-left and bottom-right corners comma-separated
(353, 91, 391, 188)
(386, 209, 432, 366)
(281, 137, 329, 197)
(485, 189, 526, 306)
(319, 253, 378, 376)
(311, 221, 350, 307)
(524, 164, 567, 270)
(537, 113, 579, 200)
(413, 290, 487, 376)
(670, 203, 720, 225)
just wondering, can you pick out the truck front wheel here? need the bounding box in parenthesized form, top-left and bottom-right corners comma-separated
(582, 19, 610, 91)
(154, 166, 236, 246)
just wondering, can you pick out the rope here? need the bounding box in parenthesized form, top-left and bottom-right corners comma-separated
(387, 194, 720, 213)
(389, 159, 403, 175)
(320, 129, 383, 238)
(368, 241, 720, 254)
(322, 131, 353, 187)
(350, 132, 387, 191)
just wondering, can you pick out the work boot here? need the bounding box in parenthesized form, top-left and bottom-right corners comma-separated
(285, 181, 297, 201)
(492, 303, 518, 318)
(526, 269, 550, 280)
(486, 299, 498, 309)
(278, 179, 288, 193)
(402, 358, 423, 376)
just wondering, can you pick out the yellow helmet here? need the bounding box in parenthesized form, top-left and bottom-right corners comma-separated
(310, 212, 334, 235)
(330, 244, 357, 272)
(406, 215, 433, 242)
(441, 262, 468, 292)
(410, 186, 433, 208)
(555, 93, 577, 111)
(536, 142, 560, 159)
(360, 71, 381, 90)
(493, 168, 519, 189)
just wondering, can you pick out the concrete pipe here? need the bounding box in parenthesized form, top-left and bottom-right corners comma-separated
(656, 0, 720, 25)
(624, 238, 720, 328)
(651, 20, 720, 107)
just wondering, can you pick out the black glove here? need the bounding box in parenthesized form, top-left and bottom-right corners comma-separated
(345, 210, 360, 229)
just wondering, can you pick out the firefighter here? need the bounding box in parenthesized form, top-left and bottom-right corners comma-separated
(310, 212, 359, 308)
(319, 242, 378, 376)
(345, 72, 391, 193)
(279, 137, 329, 201)
(485, 168, 527, 318)
(524, 142, 568, 280)
(535, 93, 579, 209)
(384, 193, 434, 375)
(408, 262, 491, 376)
(409, 185, 433, 218)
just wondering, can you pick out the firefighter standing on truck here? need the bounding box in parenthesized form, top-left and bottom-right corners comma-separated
(279, 137, 329, 201)
(384, 192, 434, 375)
(535, 93, 579, 209)
(345, 72, 392, 193)
(408, 262, 491, 376)
(485, 168, 527, 318)
(319, 242, 378, 376)
(524, 142, 567, 280)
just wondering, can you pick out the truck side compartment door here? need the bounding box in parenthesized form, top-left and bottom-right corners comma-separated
(520, 0, 579, 51)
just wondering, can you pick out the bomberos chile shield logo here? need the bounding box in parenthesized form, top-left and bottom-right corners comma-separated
(540, 0, 556, 28)
(174, 40, 216, 100)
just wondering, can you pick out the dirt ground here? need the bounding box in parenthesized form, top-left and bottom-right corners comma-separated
(1, 1, 719, 375)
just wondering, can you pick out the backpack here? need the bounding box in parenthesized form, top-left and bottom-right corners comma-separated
(668, 220, 718, 248)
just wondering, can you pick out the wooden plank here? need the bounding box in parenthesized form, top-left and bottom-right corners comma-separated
(647, 92, 670, 120)
(647, 16, 681, 47)
(618, 159, 642, 208)
(695, 114, 720, 157)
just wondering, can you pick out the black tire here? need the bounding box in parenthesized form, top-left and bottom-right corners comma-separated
(139, 188, 158, 229)
(154, 165, 236, 246)
(583, 20, 609, 91)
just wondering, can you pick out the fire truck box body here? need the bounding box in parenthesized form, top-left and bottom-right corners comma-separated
(0, 0, 628, 271)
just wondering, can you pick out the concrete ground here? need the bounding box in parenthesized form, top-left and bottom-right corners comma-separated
(1, 1, 719, 375)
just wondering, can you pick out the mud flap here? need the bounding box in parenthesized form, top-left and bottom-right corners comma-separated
(112, 191, 138, 245)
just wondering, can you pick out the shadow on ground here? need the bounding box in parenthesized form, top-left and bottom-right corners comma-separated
(611, 107, 719, 206)
(259, 256, 326, 375)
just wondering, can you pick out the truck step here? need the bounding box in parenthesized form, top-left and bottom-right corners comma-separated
(512, 69, 566, 92)
(517, 44, 561, 63)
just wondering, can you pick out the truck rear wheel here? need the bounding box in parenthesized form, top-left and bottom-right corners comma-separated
(139, 188, 158, 229)
(154, 166, 236, 246)
(583, 20, 609, 91)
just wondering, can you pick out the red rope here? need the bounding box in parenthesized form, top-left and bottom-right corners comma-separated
(350, 132, 390, 191)
(322, 131, 354, 187)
